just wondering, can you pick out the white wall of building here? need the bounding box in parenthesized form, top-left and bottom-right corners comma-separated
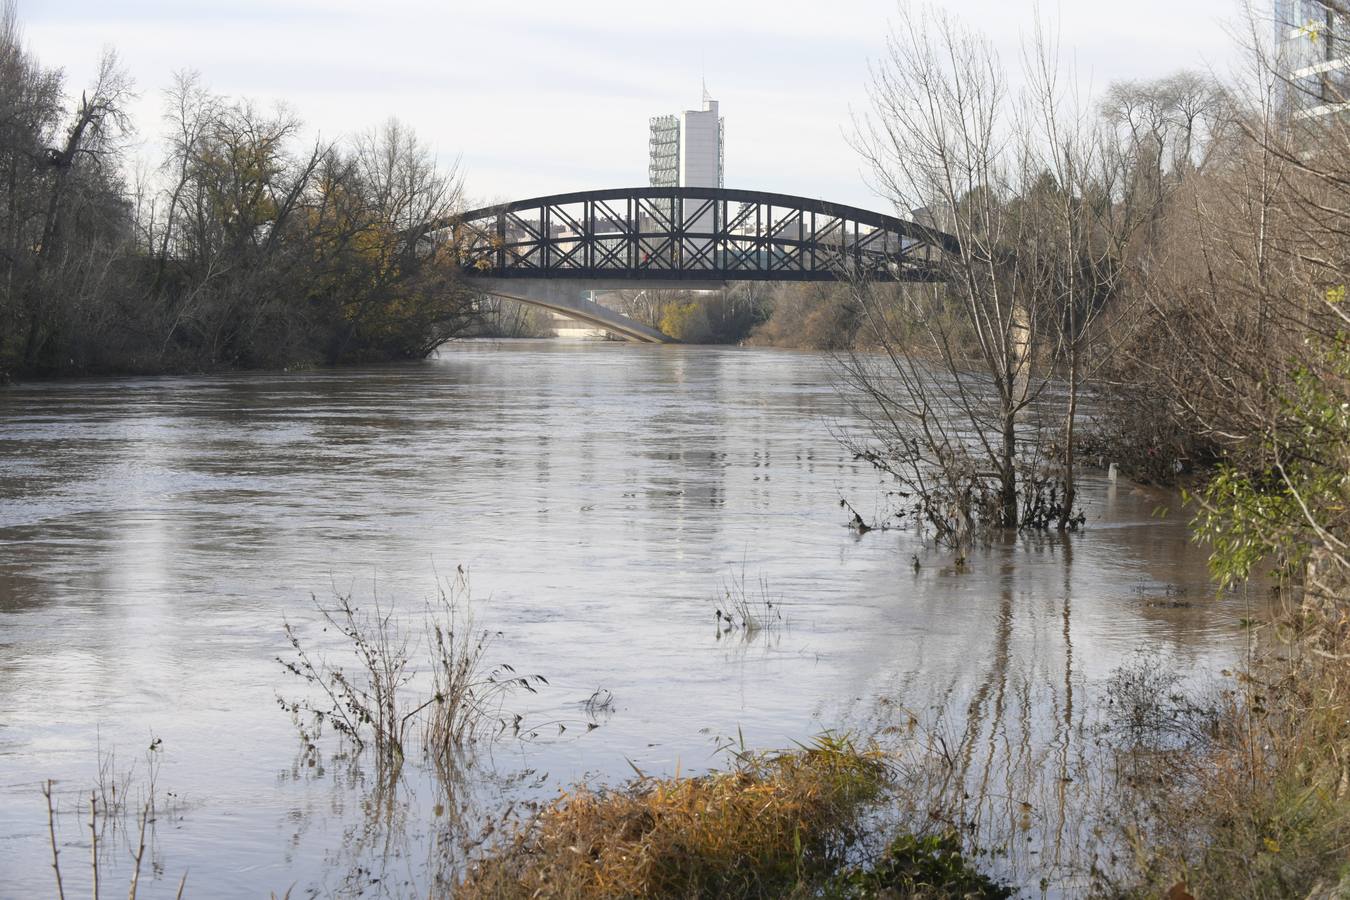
(678, 99, 721, 188)
(646, 93, 725, 264)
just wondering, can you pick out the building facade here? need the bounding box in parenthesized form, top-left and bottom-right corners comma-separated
(646, 91, 726, 263)
(648, 116, 680, 188)
(1275, 0, 1349, 117)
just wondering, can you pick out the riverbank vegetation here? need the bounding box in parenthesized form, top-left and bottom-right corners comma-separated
(17, 0, 1350, 896)
(1108, 588, 1350, 897)
(823, 2, 1347, 551)
(595, 2, 1350, 897)
(604, 284, 770, 344)
(457, 734, 1010, 900)
(826, 0, 1350, 895)
(0, 2, 479, 379)
(1143, 312, 1350, 897)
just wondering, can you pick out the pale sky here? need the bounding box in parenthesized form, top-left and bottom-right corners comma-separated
(26, 0, 1248, 213)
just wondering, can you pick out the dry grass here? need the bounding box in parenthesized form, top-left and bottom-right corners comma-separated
(40, 739, 186, 900)
(277, 569, 548, 770)
(423, 580, 548, 754)
(713, 568, 784, 638)
(458, 734, 892, 899)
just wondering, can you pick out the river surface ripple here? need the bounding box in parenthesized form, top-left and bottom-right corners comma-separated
(0, 340, 1256, 896)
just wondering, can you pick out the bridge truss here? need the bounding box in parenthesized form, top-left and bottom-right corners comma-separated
(446, 187, 957, 284)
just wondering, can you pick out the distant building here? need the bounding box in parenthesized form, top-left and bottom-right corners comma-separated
(648, 116, 680, 188)
(1275, 0, 1348, 118)
(647, 89, 724, 188)
(646, 89, 726, 263)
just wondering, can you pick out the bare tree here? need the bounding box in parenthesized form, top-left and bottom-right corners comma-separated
(1023, 31, 1230, 528)
(845, 5, 1069, 543)
(1103, 2, 1347, 471)
(11, 44, 134, 369)
(34, 50, 133, 263)
(842, 5, 1235, 541)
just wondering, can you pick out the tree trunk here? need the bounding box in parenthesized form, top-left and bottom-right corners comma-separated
(1001, 407, 1018, 528)
(1058, 346, 1079, 531)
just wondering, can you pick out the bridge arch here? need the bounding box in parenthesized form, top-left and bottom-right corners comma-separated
(444, 187, 958, 341)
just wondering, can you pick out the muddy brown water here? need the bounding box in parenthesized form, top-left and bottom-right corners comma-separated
(0, 340, 1259, 896)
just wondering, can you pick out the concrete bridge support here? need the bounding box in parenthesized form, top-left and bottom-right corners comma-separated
(472, 278, 724, 344)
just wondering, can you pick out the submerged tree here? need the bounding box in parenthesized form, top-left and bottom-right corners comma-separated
(845, 6, 1063, 544)
(843, 6, 1220, 544)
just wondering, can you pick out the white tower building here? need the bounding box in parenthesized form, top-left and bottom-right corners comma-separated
(647, 89, 725, 264)
(678, 94, 723, 188)
(647, 88, 725, 188)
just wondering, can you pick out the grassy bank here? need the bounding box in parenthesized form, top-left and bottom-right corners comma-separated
(446, 603, 1349, 900)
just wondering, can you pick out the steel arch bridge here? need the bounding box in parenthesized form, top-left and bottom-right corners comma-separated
(443, 187, 958, 342)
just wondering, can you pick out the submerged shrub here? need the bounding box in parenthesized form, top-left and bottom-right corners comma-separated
(458, 734, 895, 899)
(1102, 652, 1220, 751)
(276, 570, 547, 770)
(713, 569, 785, 639)
(1110, 625, 1350, 900)
(822, 831, 1013, 899)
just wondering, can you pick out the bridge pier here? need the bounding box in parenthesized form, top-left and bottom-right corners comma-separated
(474, 278, 723, 344)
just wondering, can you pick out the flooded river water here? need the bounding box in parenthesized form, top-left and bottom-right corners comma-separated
(0, 340, 1258, 896)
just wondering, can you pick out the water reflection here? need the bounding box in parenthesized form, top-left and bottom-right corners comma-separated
(0, 341, 1256, 895)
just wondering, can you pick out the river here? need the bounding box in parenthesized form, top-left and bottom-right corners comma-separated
(0, 340, 1258, 897)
